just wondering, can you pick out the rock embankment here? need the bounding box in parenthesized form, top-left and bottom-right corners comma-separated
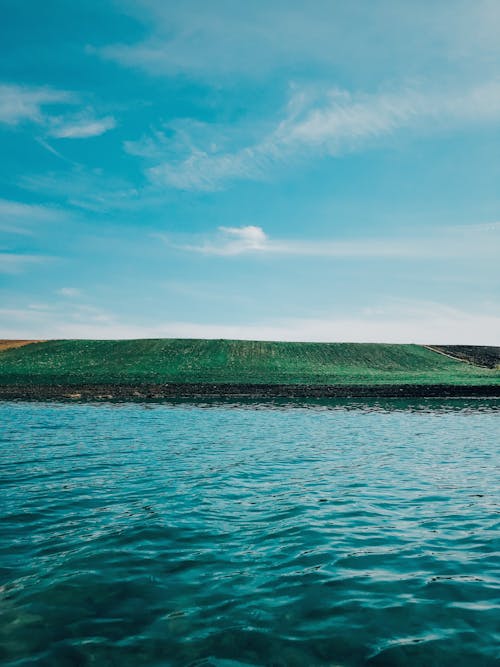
(0, 383, 499, 401)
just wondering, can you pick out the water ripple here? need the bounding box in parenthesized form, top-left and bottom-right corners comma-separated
(0, 399, 499, 666)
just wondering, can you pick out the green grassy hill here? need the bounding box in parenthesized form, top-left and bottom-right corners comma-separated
(0, 339, 498, 386)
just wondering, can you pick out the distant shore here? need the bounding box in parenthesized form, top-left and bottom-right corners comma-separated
(1, 383, 500, 401)
(1, 340, 498, 400)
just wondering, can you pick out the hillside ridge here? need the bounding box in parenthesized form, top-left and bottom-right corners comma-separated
(0, 339, 498, 391)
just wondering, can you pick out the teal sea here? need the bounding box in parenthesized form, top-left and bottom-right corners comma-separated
(0, 399, 499, 666)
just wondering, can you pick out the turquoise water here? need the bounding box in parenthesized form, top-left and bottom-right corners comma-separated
(0, 399, 499, 666)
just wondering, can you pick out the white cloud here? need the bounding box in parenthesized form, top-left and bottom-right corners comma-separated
(0, 198, 69, 234)
(159, 224, 500, 259)
(35, 137, 75, 163)
(97, 1, 500, 81)
(145, 81, 500, 191)
(132, 309, 500, 346)
(0, 83, 115, 141)
(0, 302, 114, 337)
(49, 115, 116, 139)
(57, 287, 83, 298)
(450, 221, 500, 232)
(1, 299, 499, 345)
(19, 168, 144, 213)
(189, 226, 268, 255)
(27, 303, 55, 311)
(0, 253, 52, 274)
(0, 84, 72, 125)
(0, 198, 61, 220)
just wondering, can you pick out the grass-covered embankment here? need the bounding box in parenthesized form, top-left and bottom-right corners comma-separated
(0, 339, 499, 399)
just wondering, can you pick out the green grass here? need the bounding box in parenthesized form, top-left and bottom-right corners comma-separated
(0, 339, 499, 386)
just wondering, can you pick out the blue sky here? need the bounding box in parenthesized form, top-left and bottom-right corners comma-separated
(1, 0, 499, 343)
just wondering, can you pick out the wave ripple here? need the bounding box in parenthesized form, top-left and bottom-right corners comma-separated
(0, 400, 499, 666)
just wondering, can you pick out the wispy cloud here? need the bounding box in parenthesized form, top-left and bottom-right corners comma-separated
(49, 114, 116, 139)
(0, 84, 73, 125)
(162, 279, 255, 305)
(159, 224, 499, 259)
(140, 81, 500, 191)
(57, 287, 83, 297)
(19, 168, 143, 213)
(138, 306, 500, 346)
(96, 1, 500, 81)
(0, 253, 53, 274)
(0, 83, 115, 141)
(0, 198, 69, 234)
(0, 302, 115, 337)
(182, 226, 268, 255)
(35, 137, 75, 164)
(450, 220, 500, 232)
(2, 299, 499, 345)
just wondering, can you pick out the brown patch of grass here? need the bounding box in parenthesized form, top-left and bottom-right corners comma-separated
(0, 340, 45, 352)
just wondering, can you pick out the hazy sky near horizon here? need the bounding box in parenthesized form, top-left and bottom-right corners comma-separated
(1, 0, 500, 343)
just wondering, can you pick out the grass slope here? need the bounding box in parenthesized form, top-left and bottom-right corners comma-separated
(0, 339, 499, 386)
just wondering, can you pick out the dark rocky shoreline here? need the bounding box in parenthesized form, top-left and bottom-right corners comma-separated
(1, 383, 499, 401)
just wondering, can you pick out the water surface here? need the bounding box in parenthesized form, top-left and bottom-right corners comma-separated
(1, 399, 499, 666)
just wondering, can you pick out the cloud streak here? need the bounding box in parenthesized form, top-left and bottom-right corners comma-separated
(19, 168, 143, 213)
(49, 114, 116, 139)
(57, 287, 83, 297)
(2, 299, 499, 345)
(159, 224, 499, 260)
(143, 81, 500, 191)
(0, 83, 115, 140)
(97, 1, 500, 81)
(0, 253, 53, 274)
(0, 84, 72, 125)
(0, 198, 69, 234)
